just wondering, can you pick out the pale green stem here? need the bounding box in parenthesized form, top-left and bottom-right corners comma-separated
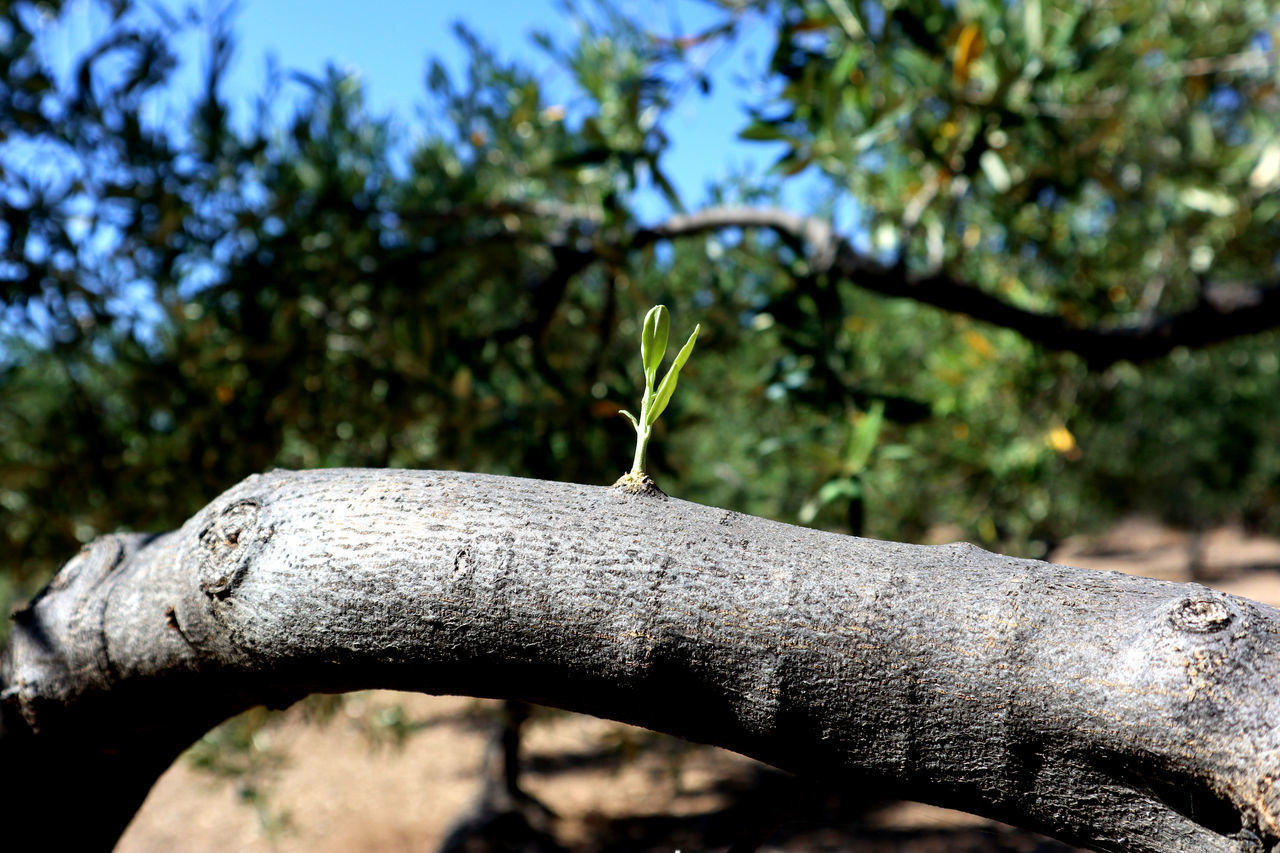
(631, 384, 653, 475)
(631, 423, 650, 475)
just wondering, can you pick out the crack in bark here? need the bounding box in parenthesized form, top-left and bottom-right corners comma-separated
(163, 604, 195, 649)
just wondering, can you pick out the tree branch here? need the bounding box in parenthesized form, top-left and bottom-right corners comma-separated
(5, 469, 1280, 851)
(636, 206, 1280, 367)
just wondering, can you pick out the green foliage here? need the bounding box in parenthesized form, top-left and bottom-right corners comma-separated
(1075, 338, 1280, 531)
(798, 399, 885, 529)
(742, 0, 1280, 325)
(619, 304, 701, 477)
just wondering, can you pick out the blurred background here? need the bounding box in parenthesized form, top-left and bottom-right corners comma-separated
(4, 0, 1280, 850)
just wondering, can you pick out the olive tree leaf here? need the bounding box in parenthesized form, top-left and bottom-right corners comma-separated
(799, 477, 863, 523)
(844, 400, 885, 473)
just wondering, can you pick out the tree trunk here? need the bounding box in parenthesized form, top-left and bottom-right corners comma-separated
(4, 468, 1280, 852)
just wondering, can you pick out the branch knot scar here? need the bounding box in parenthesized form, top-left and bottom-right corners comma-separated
(197, 499, 270, 599)
(1170, 595, 1234, 634)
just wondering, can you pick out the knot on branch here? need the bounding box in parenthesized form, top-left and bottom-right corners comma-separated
(10, 536, 127, 625)
(59, 536, 127, 591)
(196, 499, 270, 599)
(1170, 595, 1235, 634)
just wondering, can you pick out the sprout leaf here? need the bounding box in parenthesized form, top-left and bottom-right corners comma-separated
(640, 304, 670, 383)
(647, 323, 700, 426)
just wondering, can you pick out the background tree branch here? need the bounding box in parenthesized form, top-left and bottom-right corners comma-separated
(5, 469, 1280, 852)
(635, 206, 1280, 367)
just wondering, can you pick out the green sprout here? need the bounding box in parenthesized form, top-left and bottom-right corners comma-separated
(615, 304, 700, 494)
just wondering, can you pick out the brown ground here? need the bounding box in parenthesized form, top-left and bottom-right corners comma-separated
(116, 518, 1280, 853)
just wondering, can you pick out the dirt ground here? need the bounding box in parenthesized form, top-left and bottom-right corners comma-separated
(115, 517, 1280, 853)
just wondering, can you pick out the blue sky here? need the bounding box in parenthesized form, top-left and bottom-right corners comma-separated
(218, 0, 786, 212)
(23, 1, 841, 220)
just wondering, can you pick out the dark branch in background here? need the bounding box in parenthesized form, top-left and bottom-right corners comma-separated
(495, 244, 600, 346)
(630, 207, 1280, 368)
(414, 201, 1280, 368)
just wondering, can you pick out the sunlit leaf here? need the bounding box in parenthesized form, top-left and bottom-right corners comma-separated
(844, 401, 884, 473)
(953, 24, 984, 86)
(641, 305, 670, 382)
(647, 323, 699, 426)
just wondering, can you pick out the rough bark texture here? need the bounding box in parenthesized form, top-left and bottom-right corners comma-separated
(4, 468, 1280, 852)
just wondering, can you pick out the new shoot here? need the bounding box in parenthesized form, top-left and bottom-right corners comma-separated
(614, 304, 700, 496)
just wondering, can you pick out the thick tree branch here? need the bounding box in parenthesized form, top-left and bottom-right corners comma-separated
(636, 206, 1280, 367)
(5, 469, 1280, 851)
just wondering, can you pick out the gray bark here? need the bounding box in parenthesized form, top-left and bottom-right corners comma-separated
(4, 468, 1280, 852)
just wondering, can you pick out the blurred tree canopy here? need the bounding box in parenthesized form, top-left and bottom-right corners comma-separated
(4, 0, 1280, 619)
